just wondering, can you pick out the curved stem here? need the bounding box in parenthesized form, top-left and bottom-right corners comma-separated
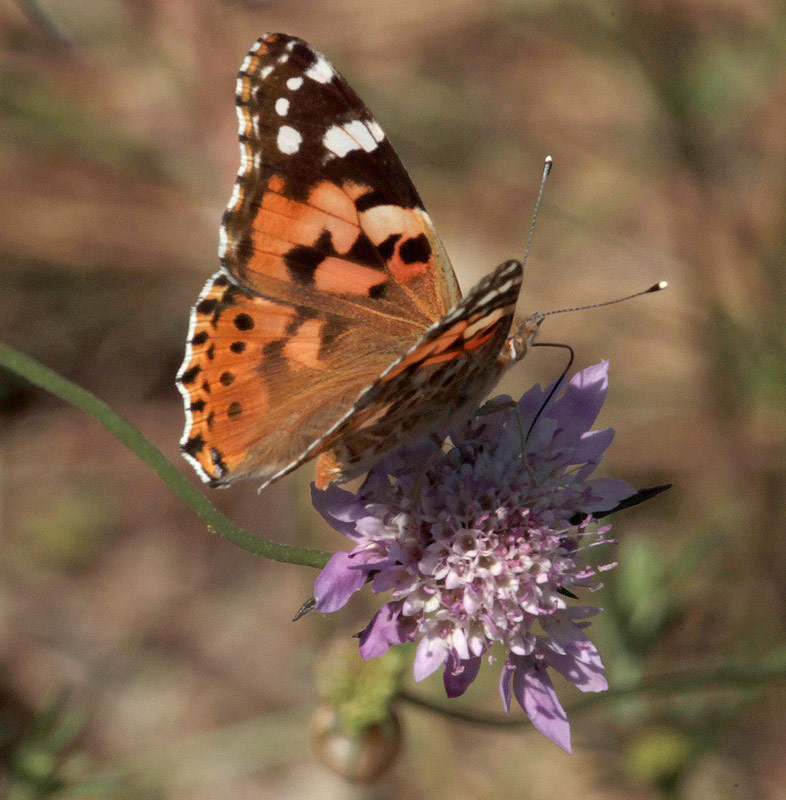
(0, 342, 330, 569)
(398, 663, 786, 727)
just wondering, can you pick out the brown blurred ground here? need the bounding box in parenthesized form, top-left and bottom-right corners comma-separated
(1, 1, 785, 798)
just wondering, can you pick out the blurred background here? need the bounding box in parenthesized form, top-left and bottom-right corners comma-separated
(1, 0, 785, 797)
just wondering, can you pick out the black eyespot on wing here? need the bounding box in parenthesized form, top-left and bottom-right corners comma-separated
(377, 233, 401, 261)
(399, 233, 431, 265)
(346, 232, 384, 269)
(356, 189, 396, 212)
(369, 282, 388, 299)
(284, 244, 325, 286)
(318, 318, 347, 360)
(234, 313, 254, 331)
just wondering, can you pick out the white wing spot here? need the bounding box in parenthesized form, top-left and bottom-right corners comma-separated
(305, 54, 333, 83)
(322, 120, 378, 157)
(287, 76, 304, 91)
(260, 65, 273, 79)
(286, 40, 297, 51)
(227, 180, 242, 209)
(367, 120, 385, 142)
(277, 54, 289, 64)
(275, 97, 289, 116)
(277, 125, 302, 154)
(323, 124, 359, 157)
(345, 119, 377, 151)
(494, 279, 516, 296)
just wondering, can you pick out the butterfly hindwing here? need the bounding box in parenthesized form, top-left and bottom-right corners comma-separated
(177, 270, 410, 485)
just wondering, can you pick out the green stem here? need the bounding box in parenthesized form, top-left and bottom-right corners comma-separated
(398, 663, 786, 727)
(0, 342, 330, 569)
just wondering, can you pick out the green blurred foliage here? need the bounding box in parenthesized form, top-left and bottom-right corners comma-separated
(314, 640, 406, 735)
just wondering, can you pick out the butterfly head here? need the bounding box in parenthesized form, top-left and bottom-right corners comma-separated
(505, 312, 545, 366)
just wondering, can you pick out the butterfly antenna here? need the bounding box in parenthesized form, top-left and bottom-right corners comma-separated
(522, 156, 553, 270)
(523, 282, 668, 441)
(543, 281, 668, 317)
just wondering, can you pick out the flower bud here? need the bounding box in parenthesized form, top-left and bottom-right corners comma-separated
(309, 705, 401, 782)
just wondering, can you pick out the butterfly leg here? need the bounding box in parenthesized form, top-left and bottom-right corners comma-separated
(475, 399, 541, 487)
(474, 397, 517, 417)
(408, 433, 445, 508)
(514, 404, 541, 488)
(315, 451, 344, 490)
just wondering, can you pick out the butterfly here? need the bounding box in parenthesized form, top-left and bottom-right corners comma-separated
(177, 33, 544, 491)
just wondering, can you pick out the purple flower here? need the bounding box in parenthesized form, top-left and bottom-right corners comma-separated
(312, 362, 635, 753)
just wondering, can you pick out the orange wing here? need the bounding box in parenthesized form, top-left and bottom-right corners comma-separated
(178, 271, 410, 486)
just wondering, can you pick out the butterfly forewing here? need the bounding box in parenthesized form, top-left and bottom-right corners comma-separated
(224, 34, 460, 325)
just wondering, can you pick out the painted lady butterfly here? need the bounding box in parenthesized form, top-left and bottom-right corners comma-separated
(177, 33, 544, 491)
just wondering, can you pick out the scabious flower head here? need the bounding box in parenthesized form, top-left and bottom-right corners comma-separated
(312, 362, 635, 753)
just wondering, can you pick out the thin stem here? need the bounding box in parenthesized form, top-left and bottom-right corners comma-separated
(0, 342, 330, 569)
(398, 663, 786, 728)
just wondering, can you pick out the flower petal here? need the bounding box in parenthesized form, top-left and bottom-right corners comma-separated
(371, 566, 417, 595)
(580, 478, 636, 511)
(499, 656, 514, 712)
(358, 603, 414, 658)
(570, 427, 615, 466)
(314, 550, 368, 612)
(311, 484, 367, 539)
(545, 647, 608, 693)
(413, 635, 450, 681)
(540, 619, 608, 691)
(551, 361, 609, 442)
(516, 381, 550, 428)
(443, 654, 482, 698)
(513, 662, 572, 753)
